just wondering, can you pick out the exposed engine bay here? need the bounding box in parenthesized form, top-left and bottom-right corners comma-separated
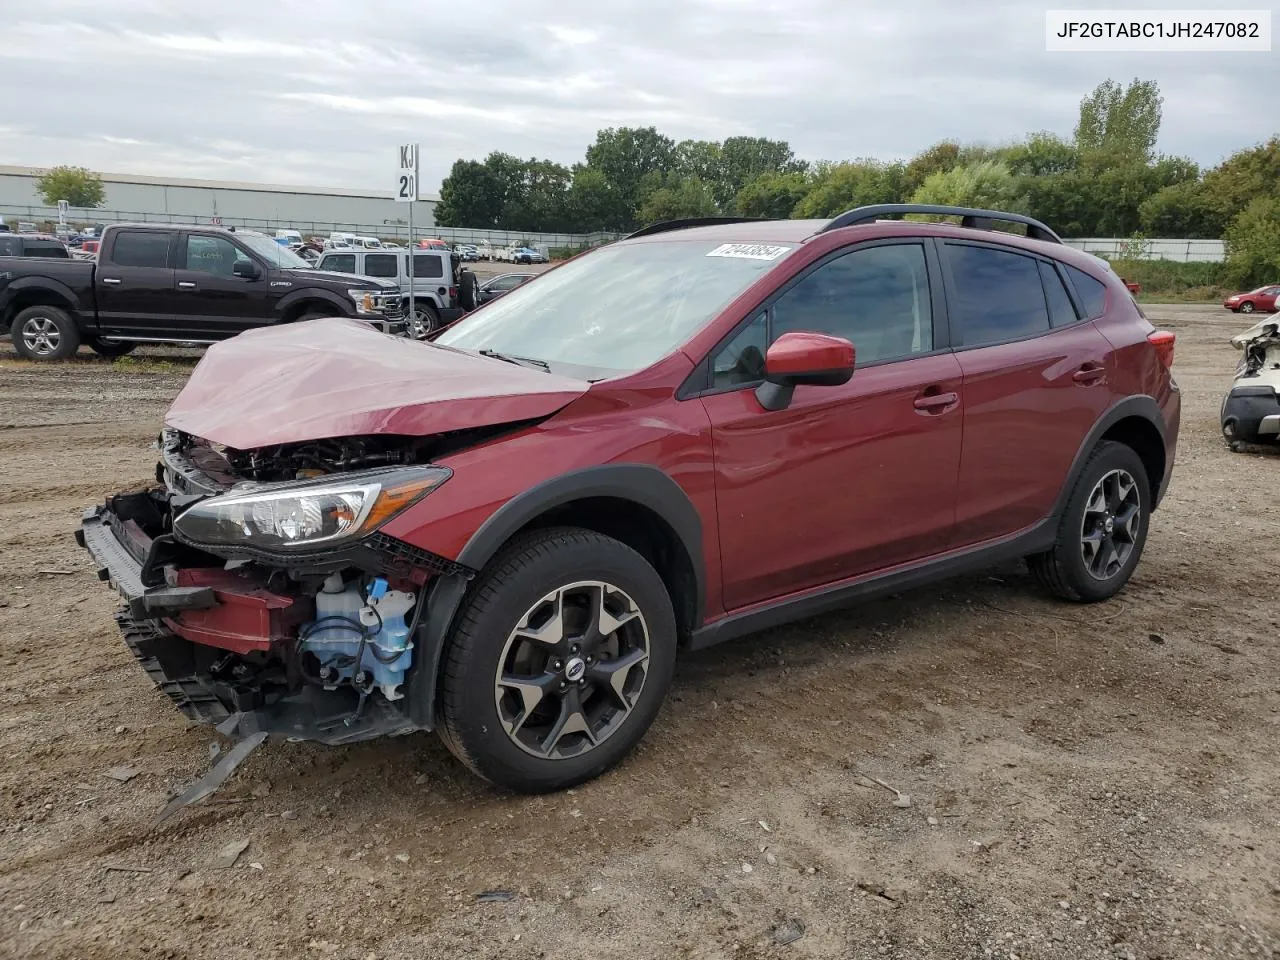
(1221, 318, 1280, 447)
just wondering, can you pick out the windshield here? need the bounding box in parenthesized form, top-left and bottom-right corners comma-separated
(239, 233, 311, 268)
(436, 240, 792, 376)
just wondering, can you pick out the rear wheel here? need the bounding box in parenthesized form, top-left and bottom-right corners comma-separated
(11, 305, 80, 361)
(88, 338, 137, 358)
(1027, 441, 1150, 602)
(410, 303, 440, 339)
(438, 528, 677, 793)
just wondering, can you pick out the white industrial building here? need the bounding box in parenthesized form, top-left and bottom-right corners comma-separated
(0, 164, 439, 235)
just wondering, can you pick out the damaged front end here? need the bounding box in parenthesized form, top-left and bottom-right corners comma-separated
(77, 428, 475, 745)
(1221, 319, 1280, 446)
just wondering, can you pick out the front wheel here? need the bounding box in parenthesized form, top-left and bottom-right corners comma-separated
(1027, 441, 1151, 602)
(11, 305, 81, 361)
(1240, 301, 1256, 314)
(438, 528, 677, 792)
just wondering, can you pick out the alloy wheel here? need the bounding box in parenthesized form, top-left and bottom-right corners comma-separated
(20, 316, 61, 357)
(1080, 468, 1141, 581)
(494, 580, 650, 760)
(1241, 302, 1255, 313)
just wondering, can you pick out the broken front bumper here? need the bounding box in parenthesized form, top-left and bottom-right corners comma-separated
(76, 496, 421, 744)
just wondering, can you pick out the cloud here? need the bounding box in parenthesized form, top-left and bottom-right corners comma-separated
(0, 0, 1273, 193)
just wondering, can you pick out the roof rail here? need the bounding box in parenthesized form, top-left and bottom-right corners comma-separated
(625, 216, 768, 240)
(819, 204, 1062, 244)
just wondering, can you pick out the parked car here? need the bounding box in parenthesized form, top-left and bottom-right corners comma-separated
(513, 246, 547, 264)
(0, 233, 71, 259)
(1, 224, 405, 360)
(453, 244, 479, 262)
(314, 246, 478, 335)
(476, 272, 535, 304)
(1223, 284, 1280, 314)
(76, 204, 1179, 794)
(1221, 315, 1280, 446)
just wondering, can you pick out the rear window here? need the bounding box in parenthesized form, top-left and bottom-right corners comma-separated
(413, 254, 444, 279)
(111, 230, 173, 268)
(24, 239, 68, 258)
(363, 254, 398, 278)
(1063, 264, 1108, 319)
(946, 244, 1049, 346)
(319, 254, 357, 274)
(0, 236, 19, 256)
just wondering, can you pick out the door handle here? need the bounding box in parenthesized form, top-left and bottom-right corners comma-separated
(913, 390, 959, 412)
(1073, 362, 1106, 384)
(101, 277, 121, 285)
(178, 281, 197, 289)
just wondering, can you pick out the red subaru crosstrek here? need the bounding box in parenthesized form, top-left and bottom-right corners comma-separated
(79, 205, 1180, 793)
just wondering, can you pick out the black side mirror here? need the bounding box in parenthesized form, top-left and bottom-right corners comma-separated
(233, 260, 261, 279)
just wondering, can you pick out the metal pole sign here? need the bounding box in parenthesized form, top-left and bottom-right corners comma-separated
(397, 144, 420, 337)
(57, 200, 69, 226)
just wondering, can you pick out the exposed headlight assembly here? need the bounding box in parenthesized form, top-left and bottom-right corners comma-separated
(173, 466, 450, 552)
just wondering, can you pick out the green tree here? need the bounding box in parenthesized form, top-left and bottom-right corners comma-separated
(1005, 132, 1078, 177)
(564, 166, 615, 232)
(584, 126, 678, 229)
(904, 141, 961, 193)
(1223, 195, 1280, 288)
(503, 158, 572, 233)
(909, 160, 1027, 214)
(1200, 136, 1280, 235)
(1138, 180, 1217, 238)
(1074, 78, 1163, 165)
(793, 160, 908, 218)
(734, 171, 812, 218)
(434, 159, 504, 227)
(712, 136, 805, 209)
(35, 165, 105, 208)
(675, 139, 722, 184)
(637, 175, 718, 225)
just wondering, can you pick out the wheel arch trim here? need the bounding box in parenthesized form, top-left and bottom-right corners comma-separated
(1053, 395, 1167, 518)
(276, 287, 350, 320)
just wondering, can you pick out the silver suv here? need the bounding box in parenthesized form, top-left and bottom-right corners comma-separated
(315, 247, 478, 336)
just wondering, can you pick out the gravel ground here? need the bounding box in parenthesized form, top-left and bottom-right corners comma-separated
(0, 303, 1276, 960)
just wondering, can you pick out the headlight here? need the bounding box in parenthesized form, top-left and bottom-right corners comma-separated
(347, 289, 378, 314)
(173, 466, 450, 551)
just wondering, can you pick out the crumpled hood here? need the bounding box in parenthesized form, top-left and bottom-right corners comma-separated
(1230, 318, 1280, 349)
(165, 318, 588, 449)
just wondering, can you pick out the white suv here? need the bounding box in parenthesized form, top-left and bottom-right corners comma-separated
(314, 247, 478, 336)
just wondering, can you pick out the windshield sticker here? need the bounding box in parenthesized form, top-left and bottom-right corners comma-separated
(706, 243, 792, 261)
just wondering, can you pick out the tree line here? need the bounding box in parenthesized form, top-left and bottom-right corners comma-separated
(435, 78, 1280, 285)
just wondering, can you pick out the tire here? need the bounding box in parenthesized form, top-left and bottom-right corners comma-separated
(1240, 301, 1255, 314)
(438, 527, 677, 793)
(410, 303, 440, 339)
(88, 338, 137, 358)
(11, 305, 81, 361)
(1027, 441, 1151, 603)
(458, 270, 478, 311)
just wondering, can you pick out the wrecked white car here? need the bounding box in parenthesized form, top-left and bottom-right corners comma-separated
(1221, 317, 1280, 447)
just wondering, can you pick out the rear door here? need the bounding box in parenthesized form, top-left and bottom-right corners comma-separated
(95, 229, 178, 337)
(943, 241, 1115, 546)
(171, 232, 273, 339)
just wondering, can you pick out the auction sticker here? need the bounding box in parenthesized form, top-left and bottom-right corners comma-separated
(706, 243, 792, 261)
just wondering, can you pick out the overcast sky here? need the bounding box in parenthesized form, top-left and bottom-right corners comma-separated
(2, 0, 1274, 195)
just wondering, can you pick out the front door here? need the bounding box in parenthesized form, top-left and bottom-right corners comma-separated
(171, 233, 269, 339)
(700, 240, 964, 612)
(94, 228, 177, 337)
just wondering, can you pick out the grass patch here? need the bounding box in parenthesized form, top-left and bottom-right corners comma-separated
(1110, 258, 1231, 302)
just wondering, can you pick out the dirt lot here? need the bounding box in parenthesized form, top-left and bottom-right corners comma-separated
(1, 304, 1277, 960)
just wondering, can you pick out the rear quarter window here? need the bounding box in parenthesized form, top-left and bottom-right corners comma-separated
(413, 254, 444, 279)
(1063, 264, 1108, 319)
(363, 254, 398, 278)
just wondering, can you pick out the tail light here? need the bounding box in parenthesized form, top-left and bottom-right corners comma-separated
(449, 286, 457, 298)
(1148, 330, 1175, 369)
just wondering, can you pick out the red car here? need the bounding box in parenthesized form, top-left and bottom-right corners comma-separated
(78, 204, 1181, 793)
(1223, 284, 1280, 314)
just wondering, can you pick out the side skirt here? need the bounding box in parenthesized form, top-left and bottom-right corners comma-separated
(687, 519, 1056, 651)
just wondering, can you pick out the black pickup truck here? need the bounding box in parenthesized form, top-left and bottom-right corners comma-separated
(0, 223, 405, 360)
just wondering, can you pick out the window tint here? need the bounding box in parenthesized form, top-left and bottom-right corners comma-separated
(184, 235, 251, 276)
(24, 239, 68, 258)
(1063, 264, 1108, 319)
(947, 245, 1049, 346)
(320, 254, 357, 274)
(772, 243, 933, 364)
(0, 236, 17, 256)
(1039, 261, 1079, 327)
(111, 231, 173, 268)
(413, 254, 444, 279)
(363, 254, 398, 278)
(711, 311, 768, 389)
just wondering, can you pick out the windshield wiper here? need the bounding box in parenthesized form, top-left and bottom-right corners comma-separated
(478, 348, 550, 372)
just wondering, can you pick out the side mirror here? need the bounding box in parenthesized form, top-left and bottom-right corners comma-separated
(755, 331, 856, 412)
(233, 259, 261, 279)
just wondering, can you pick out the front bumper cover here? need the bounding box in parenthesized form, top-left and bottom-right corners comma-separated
(1221, 385, 1280, 443)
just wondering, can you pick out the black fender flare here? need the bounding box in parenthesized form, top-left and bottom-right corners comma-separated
(275, 287, 352, 321)
(0, 276, 88, 330)
(405, 464, 705, 729)
(1051, 394, 1167, 519)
